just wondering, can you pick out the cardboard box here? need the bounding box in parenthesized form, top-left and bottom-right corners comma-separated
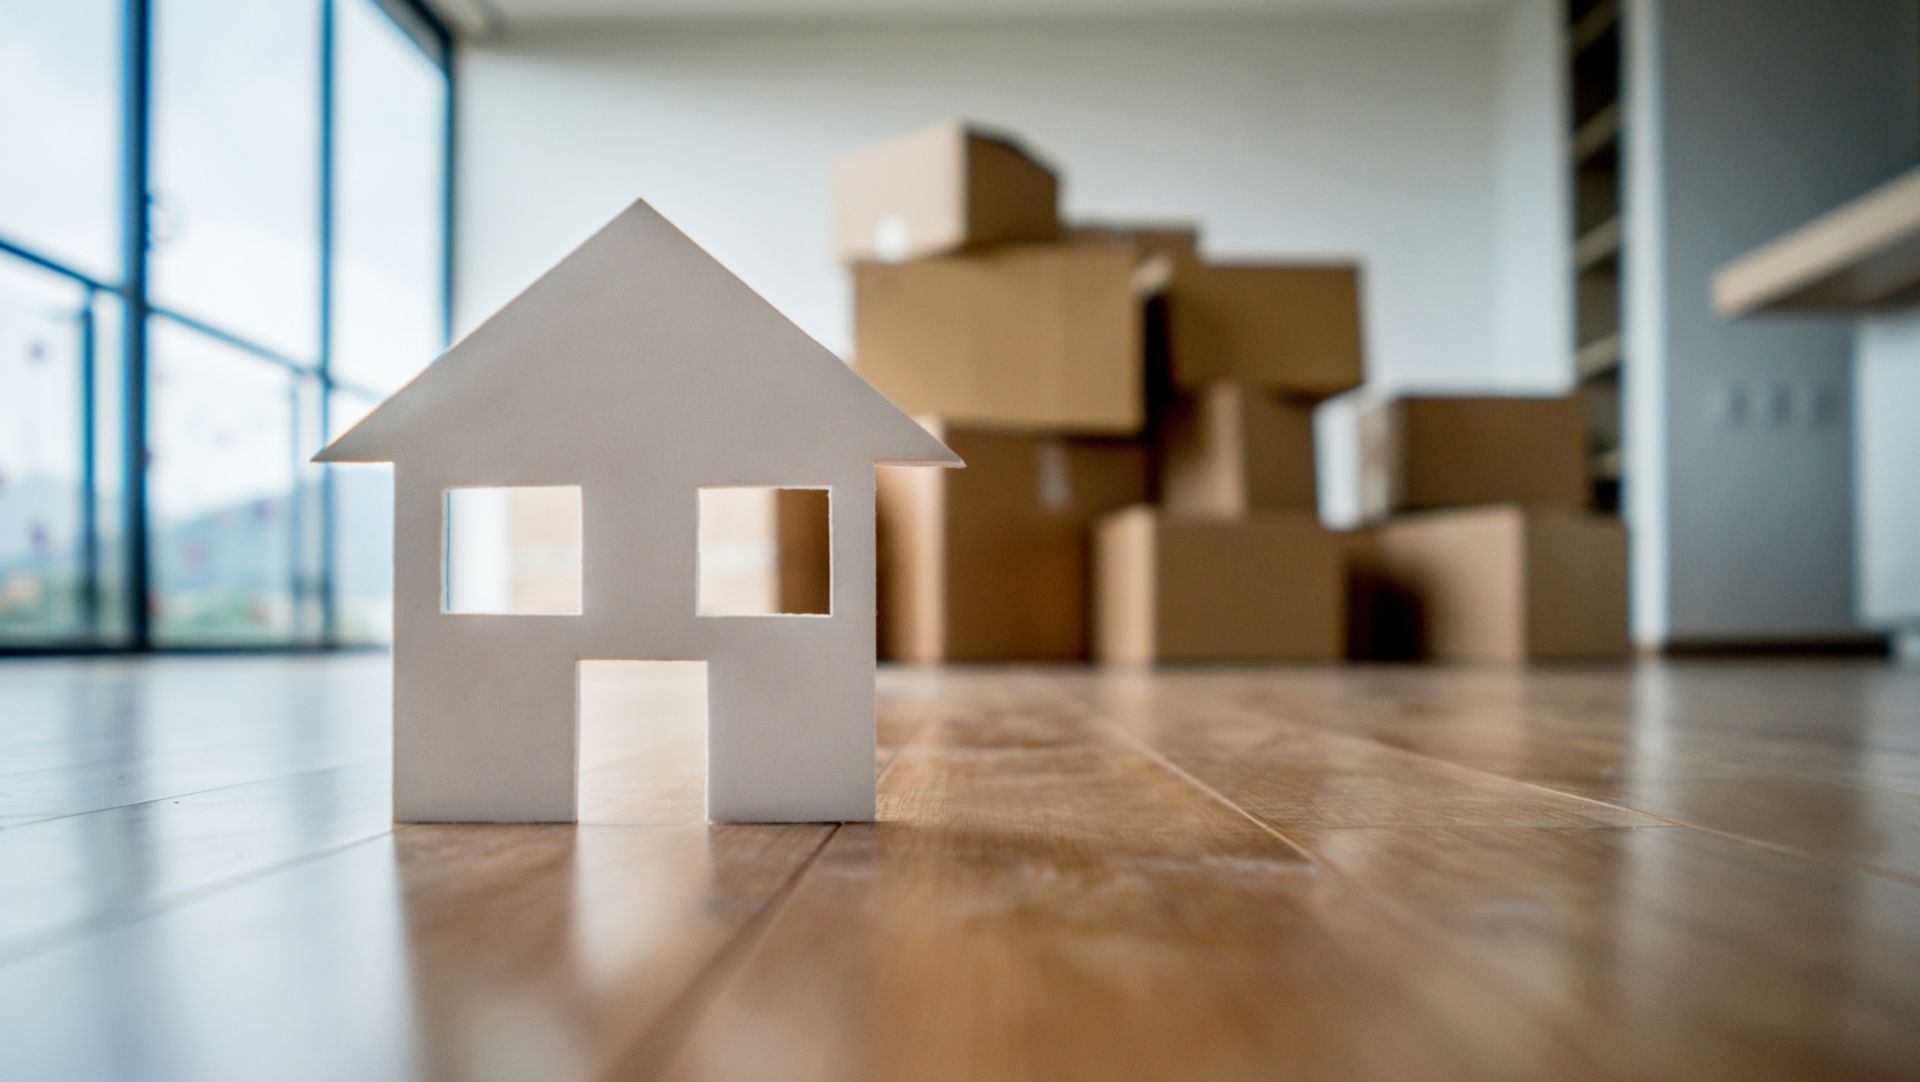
(1358, 395, 1588, 521)
(1356, 505, 1629, 663)
(831, 122, 1061, 263)
(1342, 527, 1415, 660)
(1067, 221, 1201, 261)
(853, 244, 1152, 433)
(1093, 507, 1345, 664)
(775, 487, 832, 614)
(1165, 263, 1365, 396)
(878, 421, 1148, 660)
(1159, 381, 1318, 517)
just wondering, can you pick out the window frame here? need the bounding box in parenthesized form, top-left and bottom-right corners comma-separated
(0, 0, 454, 654)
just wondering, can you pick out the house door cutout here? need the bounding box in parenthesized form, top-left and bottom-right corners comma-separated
(576, 660, 708, 820)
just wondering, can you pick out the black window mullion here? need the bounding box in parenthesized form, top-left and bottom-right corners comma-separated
(77, 290, 101, 632)
(441, 44, 456, 347)
(121, 0, 153, 651)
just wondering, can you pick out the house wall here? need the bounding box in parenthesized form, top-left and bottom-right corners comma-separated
(452, 10, 1548, 395)
(391, 461, 882, 822)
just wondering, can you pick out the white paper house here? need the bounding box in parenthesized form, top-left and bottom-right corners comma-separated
(315, 200, 961, 824)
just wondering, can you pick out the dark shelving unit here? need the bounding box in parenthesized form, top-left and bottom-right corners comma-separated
(1568, 0, 1624, 512)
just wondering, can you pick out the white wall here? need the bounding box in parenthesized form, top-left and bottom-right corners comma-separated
(1858, 309, 1920, 638)
(454, 11, 1538, 395)
(1625, 0, 1917, 644)
(1489, 0, 1570, 390)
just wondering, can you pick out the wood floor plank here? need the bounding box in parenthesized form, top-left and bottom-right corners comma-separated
(1181, 664, 1920, 878)
(1291, 825, 1920, 1080)
(1192, 662, 1920, 787)
(0, 657, 954, 1082)
(0, 737, 735, 963)
(1105, 701, 1654, 830)
(0, 657, 946, 955)
(3, 658, 1918, 1080)
(0, 759, 392, 959)
(0, 819, 831, 1082)
(0, 657, 392, 762)
(1536, 771, 1920, 880)
(0, 657, 392, 827)
(0, 660, 717, 957)
(0, 747, 379, 829)
(655, 691, 1638, 1082)
(1098, 673, 1920, 1078)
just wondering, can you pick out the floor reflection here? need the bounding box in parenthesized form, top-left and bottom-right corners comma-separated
(1, 656, 1916, 1080)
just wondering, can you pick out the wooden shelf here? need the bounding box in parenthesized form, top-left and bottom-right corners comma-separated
(1575, 216, 1623, 271)
(1714, 164, 1920, 316)
(1576, 333, 1622, 380)
(1573, 102, 1622, 165)
(1570, 0, 1620, 58)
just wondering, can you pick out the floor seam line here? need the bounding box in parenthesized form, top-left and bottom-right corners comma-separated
(594, 693, 945, 1079)
(0, 754, 388, 832)
(1102, 722, 1618, 1070)
(0, 829, 396, 967)
(1254, 702, 1920, 889)
(603, 821, 839, 1081)
(1481, 773, 1920, 888)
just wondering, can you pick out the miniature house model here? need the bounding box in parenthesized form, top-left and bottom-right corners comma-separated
(315, 201, 961, 824)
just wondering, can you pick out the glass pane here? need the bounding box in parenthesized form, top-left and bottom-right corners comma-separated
(293, 374, 326, 642)
(0, 256, 123, 643)
(87, 290, 131, 643)
(149, 317, 299, 643)
(0, 0, 121, 280)
(332, 0, 447, 394)
(151, 0, 320, 361)
(328, 391, 392, 643)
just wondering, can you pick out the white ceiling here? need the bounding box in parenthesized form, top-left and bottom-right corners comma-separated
(431, 0, 1505, 37)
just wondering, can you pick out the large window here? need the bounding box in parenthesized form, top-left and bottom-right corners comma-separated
(0, 0, 451, 650)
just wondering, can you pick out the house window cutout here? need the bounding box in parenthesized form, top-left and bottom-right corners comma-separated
(697, 486, 830, 616)
(443, 486, 583, 614)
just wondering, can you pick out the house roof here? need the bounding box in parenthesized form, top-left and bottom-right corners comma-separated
(314, 199, 961, 471)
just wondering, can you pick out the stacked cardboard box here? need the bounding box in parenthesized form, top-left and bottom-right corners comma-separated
(1095, 508, 1344, 663)
(1348, 394, 1630, 662)
(877, 423, 1146, 660)
(832, 120, 1062, 262)
(1095, 277, 1362, 661)
(840, 124, 1148, 658)
(838, 121, 1362, 662)
(851, 243, 1149, 432)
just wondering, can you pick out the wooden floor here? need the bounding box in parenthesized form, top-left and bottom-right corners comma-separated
(2, 657, 1919, 1080)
